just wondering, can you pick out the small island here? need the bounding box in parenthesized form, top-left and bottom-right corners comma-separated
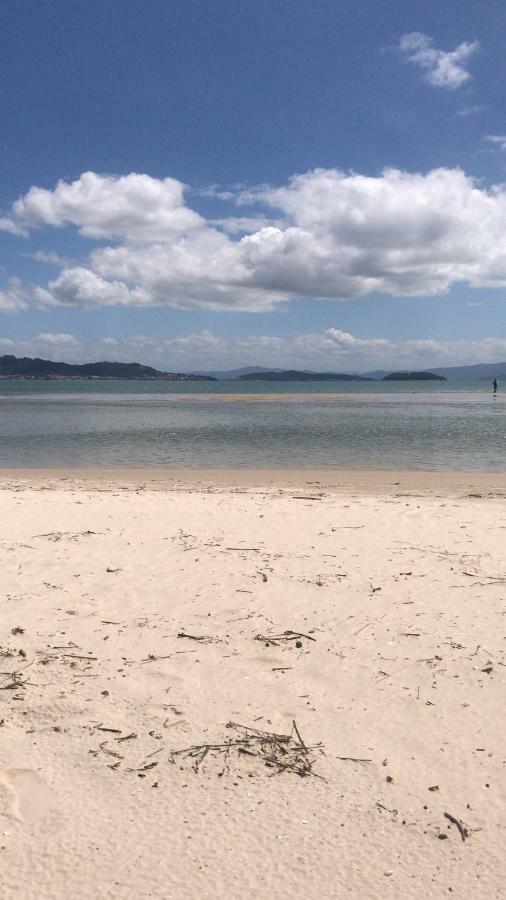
(0, 355, 215, 381)
(237, 369, 372, 381)
(382, 371, 447, 381)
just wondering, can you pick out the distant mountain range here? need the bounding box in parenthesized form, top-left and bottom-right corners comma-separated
(203, 362, 506, 381)
(0, 355, 214, 380)
(1, 355, 504, 382)
(196, 366, 285, 379)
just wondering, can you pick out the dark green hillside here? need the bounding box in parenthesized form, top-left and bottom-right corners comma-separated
(237, 369, 372, 381)
(382, 371, 447, 381)
(0, 355, 214, 380)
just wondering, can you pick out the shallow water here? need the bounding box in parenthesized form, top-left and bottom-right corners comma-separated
(0, 377, 497, 396)
(0, 380, 504, 469)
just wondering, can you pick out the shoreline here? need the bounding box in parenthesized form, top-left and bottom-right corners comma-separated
(1, 466, 505, 494)
(0, 390, 503, 401)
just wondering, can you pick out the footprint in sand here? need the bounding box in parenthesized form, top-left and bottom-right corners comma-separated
(0, 769, 53, 822)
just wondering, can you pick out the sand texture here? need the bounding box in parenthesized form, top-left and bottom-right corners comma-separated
(0, 473, 505, 898)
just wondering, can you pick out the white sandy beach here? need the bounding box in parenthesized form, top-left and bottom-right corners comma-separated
(1, 470, 505, 899)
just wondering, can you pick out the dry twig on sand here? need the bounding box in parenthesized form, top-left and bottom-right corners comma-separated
(254, 630, 316, 646)
(444, 811, 469, 842)
(177, 632, 215, 643)
(0, 657, 35, 689)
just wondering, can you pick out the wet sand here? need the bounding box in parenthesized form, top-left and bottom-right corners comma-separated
(1, 467, 505, 495)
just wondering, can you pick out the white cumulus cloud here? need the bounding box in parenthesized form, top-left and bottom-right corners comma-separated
(399, 32, 479, 89)
(251, 167, 506, 295)
(4, 166, 506, 312)
(11, 171, 203, 242)
(35, 267, 152, 308)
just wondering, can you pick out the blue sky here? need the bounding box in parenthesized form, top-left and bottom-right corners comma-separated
(1, 0, 506, 371)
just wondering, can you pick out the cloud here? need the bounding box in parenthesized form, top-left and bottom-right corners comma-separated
(172, 328, 506, 371)
(164, 329, 221, 349)
(139, 327, 506, 371)
(86, 230, 286, 311)
(399, 32, 479, 89)
(34, 266, 152, 308)
(0, 217, 27, 237)
(5, 166, 506, 312)
(484, 135, 506, 151)
(209, 215, 284, 235)
(30, 250, 74, 266)
(11, 171, 204, 242)
(35, 332, 80, 346)
(252, 167, 506, 295)
(457, 104, 485, 117)
(0, 333, 83, 362)
(0, 278, 30, 312)
(2, 327, 506, 372)
(123, 334, 157, 346)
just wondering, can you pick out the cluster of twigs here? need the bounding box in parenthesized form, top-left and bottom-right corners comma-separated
(0, 656, 33, 692)
(169, 720, 323, 778)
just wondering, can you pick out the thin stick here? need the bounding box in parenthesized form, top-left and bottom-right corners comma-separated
(177, 632, 211, 642)
(292, 720, 307, 753)
(444, 811, 469, 842)
(337, 756, 371, 763)
(353, 622, 372, 636)
(285, 630, 316, 642)
(376, 662, 417, 683)
(99, 742, 123, 759)
(63, 654, 98, 661)
(225, 547, 261, 551)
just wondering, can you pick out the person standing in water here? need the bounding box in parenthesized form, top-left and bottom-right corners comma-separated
(493, 378, 498, 394)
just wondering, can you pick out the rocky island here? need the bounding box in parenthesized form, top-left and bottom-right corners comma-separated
(382, 371, 447, 381)
(237, 369, 372, 381)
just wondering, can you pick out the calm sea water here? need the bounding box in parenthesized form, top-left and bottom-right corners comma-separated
(0, 379, 504, 470)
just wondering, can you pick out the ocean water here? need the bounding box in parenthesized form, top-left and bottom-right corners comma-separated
(0, 379, 504, 470)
